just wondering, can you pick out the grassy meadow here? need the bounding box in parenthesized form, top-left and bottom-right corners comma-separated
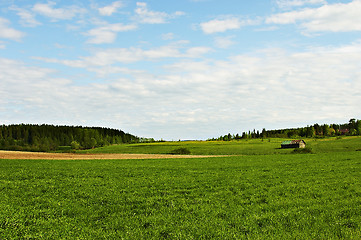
(80, 136, 361, 155)
(1, 137, 361, 239)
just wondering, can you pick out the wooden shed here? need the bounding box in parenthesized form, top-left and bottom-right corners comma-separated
(281, 140, 306, 149)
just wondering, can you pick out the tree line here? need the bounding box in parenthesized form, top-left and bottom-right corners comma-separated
(209, 118, 361, 141)
(0, 124, 141, 152)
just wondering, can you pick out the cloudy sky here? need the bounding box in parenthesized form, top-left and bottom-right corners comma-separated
(1, 0, 360, 140)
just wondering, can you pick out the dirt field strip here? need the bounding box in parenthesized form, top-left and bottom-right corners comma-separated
(0, 150, 221, 160)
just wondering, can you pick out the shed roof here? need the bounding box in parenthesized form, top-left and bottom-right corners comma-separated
(281, 140, 305, 145)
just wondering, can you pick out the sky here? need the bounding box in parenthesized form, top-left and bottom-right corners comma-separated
(1, 0, 361, 140)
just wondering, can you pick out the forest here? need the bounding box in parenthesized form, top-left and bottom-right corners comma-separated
(0, 124, 140, 152)
(209, 118, 361, 141)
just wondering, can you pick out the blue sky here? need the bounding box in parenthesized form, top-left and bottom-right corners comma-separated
(1, 0, 361, 140)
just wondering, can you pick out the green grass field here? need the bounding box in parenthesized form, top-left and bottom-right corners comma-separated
(1, 137, 361, 239)
(80, 136, 361, 155)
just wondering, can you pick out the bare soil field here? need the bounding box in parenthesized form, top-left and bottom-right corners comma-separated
(0, 150, 215, 160)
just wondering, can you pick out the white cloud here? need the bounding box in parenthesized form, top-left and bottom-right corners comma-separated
(32, 1, 86, 21)
(35, 43, 211, 67)
(162, 32, 175, 40)
(54, 43, 71, 49)
(255, 26, 279, 32)
(86, 29, 117, 44)
(276, 0, 326, 9)
(88, 66, 146, 78)
(267, 0, 361, 32)
(214, 36, 235, 48)
(0, 58, 71, 122)
(200, 17, 258, 34)
(2, 38, 361, 139)
(200, 17, 241, 34)
(185, 47, 212, 57)
(0, 17, 25, 41)
(9, 6, 41, 27)
(27, 40, 361, 139)
(134, 2, 185, 24)
(86, 23, 137, 44)
(98, 1, 123, 16)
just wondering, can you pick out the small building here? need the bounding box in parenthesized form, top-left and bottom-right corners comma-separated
(338, 129, 349, 135)
(281, 140, 306, 149)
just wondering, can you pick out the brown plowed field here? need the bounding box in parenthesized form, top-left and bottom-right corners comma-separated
(0, 150, 216, 160)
